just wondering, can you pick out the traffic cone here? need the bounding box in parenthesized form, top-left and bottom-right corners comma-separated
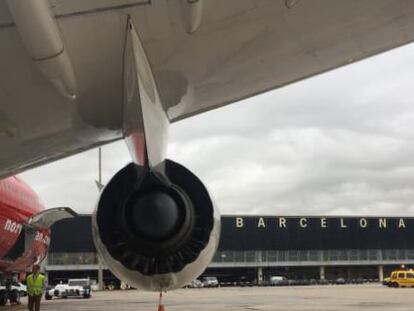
(157, 291, 165, 311)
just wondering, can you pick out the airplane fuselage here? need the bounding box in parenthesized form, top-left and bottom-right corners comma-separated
(0, 177, 49, 273)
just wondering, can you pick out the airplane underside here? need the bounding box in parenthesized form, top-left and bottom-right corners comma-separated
(2, 1, 414, 177)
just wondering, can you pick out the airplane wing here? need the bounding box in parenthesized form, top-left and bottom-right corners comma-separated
(1, 0, 414, 176)
(26, 207, 78, 229)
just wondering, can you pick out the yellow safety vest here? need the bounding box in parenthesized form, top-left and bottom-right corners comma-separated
(27, 273, 45, 296)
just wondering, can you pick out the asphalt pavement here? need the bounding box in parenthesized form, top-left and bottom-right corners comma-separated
(4, 284, 414, 311)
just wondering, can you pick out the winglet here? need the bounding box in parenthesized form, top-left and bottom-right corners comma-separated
(27, 207, 78, 229)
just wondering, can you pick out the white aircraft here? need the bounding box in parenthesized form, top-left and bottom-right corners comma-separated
(1, 0, 414, 292)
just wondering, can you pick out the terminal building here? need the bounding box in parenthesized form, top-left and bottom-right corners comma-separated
(45, 215, 414, 286)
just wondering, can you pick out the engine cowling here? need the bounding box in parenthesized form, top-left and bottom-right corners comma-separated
(92, 159, 220, 291)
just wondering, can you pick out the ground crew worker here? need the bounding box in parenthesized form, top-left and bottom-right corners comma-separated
(26, 264, 45, 311)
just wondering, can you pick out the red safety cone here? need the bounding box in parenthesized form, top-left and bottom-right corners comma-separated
(157, 291, 165, 311)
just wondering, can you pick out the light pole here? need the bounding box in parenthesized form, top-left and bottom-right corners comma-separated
(97, 147, 104, 291)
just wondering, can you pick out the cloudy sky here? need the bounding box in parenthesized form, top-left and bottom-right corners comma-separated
(20, 42, 414, 217)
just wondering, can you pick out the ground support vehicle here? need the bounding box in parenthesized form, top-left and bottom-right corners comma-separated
(202, 277, 219, 288)
(47, 279, 91, 299)
(387, 270, 414, 288)
(0, 279, 26, 305)
(65, 279, 91, 298)
(270, 276, 289, 286)
(45, 284, 70, 300)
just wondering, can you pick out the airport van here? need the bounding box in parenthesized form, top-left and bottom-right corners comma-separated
(202, 277, 219, 288)
(388, 270, 414, 288)
(270, 276, 289, 286)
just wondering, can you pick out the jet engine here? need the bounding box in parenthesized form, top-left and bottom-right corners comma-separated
(92, 160, 220, 291)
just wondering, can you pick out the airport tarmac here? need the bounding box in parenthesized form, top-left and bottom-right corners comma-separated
(6, 284, 414, 311)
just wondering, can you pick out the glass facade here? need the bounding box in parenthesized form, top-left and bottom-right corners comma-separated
(47, 249, 414, 267)
(48, 252, 98, 265)
(212, 249, 414, 264)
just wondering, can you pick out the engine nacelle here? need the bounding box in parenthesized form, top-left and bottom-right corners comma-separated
(92, 160, 220, 291)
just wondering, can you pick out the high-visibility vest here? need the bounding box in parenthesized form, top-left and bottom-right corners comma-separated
(27, 273, 45, 296)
